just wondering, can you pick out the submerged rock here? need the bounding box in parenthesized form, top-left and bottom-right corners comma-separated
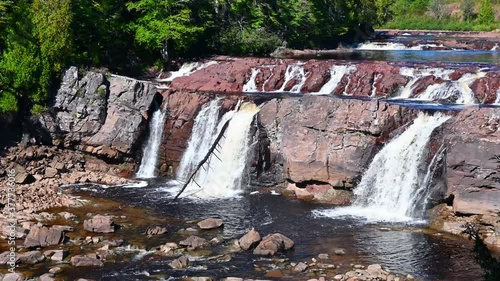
(179, 236, 208, 251)
(145, 226, 168, 236)
(197, 218, 224, 230)
(70, 255, 104, 267)
(253, 233, 295, 256)
(169, 255, 190, 269)
(83, 215, 115, 233)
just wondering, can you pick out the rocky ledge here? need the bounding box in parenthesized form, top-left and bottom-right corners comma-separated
(170, 57, 499, 104)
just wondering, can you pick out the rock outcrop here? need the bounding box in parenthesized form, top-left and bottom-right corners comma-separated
(170, 58, 499, 104)
(36, 68, 157, 160)
(443, 107, 500, 215)
(255, 95, 416, 195)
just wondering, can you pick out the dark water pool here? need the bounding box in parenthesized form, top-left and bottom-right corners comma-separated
(60, 181, 488, 281)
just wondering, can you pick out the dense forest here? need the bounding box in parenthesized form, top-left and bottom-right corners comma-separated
(0, 0, 497, 115)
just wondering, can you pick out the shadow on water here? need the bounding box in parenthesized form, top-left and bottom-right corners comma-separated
(63, 182, 487, 281)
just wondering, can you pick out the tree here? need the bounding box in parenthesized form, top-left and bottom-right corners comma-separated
(126, 0, 206, 63)
(428, 0, 450, 19)
(460, 0, 475, 21)
(0, 0, 73, 113)
(478, 0, 494, 24)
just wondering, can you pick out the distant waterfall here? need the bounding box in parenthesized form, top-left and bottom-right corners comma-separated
(314, 113, 450, 222)
(397, 67, 485, 104)
(356, 42, 440, 50)
(312, 65, 357, 95)
(176, 98, 224, 180)
(136, 102, 167, 178)
(177, 102, 259, 199)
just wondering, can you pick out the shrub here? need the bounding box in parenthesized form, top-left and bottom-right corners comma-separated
(460, 0, 475, 21)
(478, 0, 495, 24)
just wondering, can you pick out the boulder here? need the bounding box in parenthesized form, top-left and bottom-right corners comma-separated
(169, 255, 190, 269)
(17, 251, 45, 264)
(3, 273, 23, 281)
(23, 225, 65, 248)
(38, 273, 56, 281)
(238, 228, 261, 250)
(44, 167, 59, 178)
(253, 233, 295, 256)
(145, 226, 168, 236)
(83, 215, 115, 233)
(179, 236, 208, 251)
(197, 218, 224, 230)
(70, 255, 104, 267)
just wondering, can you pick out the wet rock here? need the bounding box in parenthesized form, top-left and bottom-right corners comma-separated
(334, 248, 346, 255)
(179, 236, 208, 251)
(187, 277, 214, 281)
(58, 212, 77, 220)
(197, 218, 224, 230)
(169, 255, 190, 269)
(145, 226, 168, 236)
(253, 233, 295, 256)
(238, 228, 261, 250)
(3, 272, 23, 281)
(83, 215, 115, 233)
(70, 255, 104, 267)
(333, 275, 343, 280)
(47, 250, 67, 261)
(17, 251, 45, 264)
(318, 253, 329, 260)
(24, 225, 65, 248)
(48, 267, 62, 274)
(294, 262, 308, 272)
(266, 270, 284, 278)
(37, 273, 55, 281)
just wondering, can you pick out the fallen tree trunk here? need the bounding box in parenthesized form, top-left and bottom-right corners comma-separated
(173, 118, 232, 200)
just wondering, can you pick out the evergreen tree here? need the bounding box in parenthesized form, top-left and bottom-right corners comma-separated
(478, 0, 494, 24)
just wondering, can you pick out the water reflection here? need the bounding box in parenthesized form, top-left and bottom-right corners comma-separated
(80, 185, 483, 280)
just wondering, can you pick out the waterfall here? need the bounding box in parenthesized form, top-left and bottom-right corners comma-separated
(312, 65, 357, 95)
(136, 102, 168, 178)
(158, 61, 217, 82)
(277, 63, 307, 93)
(356, 42, 440, 50)
(176, 102, 259, 199)
(417, 72, 486, 104)
(397, 67, 454, 98)
(314, 113, 451, 222)
(176, 99, 224, 180)
(243, 69, 261, 92)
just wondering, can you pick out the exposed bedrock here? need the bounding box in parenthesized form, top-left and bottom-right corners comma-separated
(443, 107, 500, 216)
(170, 57, 499, 103)
(35, 67, 158, 160)
(254, 95, 418, 192)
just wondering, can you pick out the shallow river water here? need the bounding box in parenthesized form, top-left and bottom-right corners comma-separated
(57, 181, 488, 281)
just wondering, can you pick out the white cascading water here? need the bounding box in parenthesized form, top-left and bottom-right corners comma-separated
(176, 98, 224, 180)
(312, 65, 357, 95)
(314, 113, 451, 222)
(177, 102, 259, 199)
(356, 42, 441, 51)
(276, 63, 307, 93)
(243, 68, 261, 92)
(136, 102, 168, 178)
(417, 72, 486, 104)
(156, 61, 217, 89)
(495, 89, 500, 104)
(397, 67, 454, 99)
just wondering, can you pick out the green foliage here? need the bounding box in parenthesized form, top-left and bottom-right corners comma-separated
(217, 26, 282, 55)
(428, 0, 450, 19)
(478, 0, 495, 24)
(461, 0, 475, 21)
(383, 0, 498, 31)
(0, 0, 73, 113)
(126, 0, 206, 60)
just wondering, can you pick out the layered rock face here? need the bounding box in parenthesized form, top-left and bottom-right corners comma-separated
(36, 67, 157, 160)
(256, 96, 416, 189)
(443, 107, 500, 215)
(170, 58, 499, 104)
